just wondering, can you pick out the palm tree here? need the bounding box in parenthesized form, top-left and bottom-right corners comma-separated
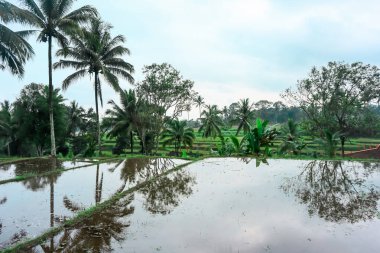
(316, 130, 340, 157)
(279, 119, 305, 155)
(0, 1, 35, 77)
(161, 119, 195, 156)
(67, 101, 85, 138)
(0, 100, 14, 156)
(106, 89, 138, 153)
(234, 98, 255, 136)
(9, 0, 97, 157)
(54, 19, 134, 155)
(194, 95, 205, 120)
(199, 105, 223, 138)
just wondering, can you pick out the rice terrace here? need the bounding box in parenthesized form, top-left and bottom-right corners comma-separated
(1, 0, 380, 252)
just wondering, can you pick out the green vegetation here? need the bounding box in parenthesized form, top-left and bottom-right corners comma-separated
(0, 2, 379, 160)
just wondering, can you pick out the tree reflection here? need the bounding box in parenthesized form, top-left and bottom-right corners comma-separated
(140, 169, 196, 215)
(282, 161, 380, 223)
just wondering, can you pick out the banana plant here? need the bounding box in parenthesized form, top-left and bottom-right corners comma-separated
(243, 118, 279, 155)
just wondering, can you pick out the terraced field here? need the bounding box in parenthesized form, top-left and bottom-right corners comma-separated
(101, 128, 380, 157)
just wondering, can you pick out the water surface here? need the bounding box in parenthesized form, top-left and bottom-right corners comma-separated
(0, 158, 187, 249)
(29, 158, 380, 253)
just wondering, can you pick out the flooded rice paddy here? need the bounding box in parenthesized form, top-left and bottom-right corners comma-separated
(1, 158, 380, 252)
(0, 158, 187, 249)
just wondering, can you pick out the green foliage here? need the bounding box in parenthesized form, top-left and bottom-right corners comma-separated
(316, 130, 341, 157)
(199, 105, 223, 138)
(11, 83, 67, 156)
(161, 119, 195, 156)
(279, 119, 306, 155)
(283, 62, 380, 137)
(0, 1, 35, 77)
(234, 98, 255, 135)
(243, 118, 279, 155)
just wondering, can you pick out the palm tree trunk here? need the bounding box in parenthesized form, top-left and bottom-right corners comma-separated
(130, 131, 134, 154)
(48, 36, 56, 157)
(94, 73, 101, 156)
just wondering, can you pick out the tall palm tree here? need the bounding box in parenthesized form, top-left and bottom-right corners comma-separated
(161, 119, 195, 156)
(0, 1, 35, 77)
(9, 0, 97, 157)
(54, 19, 134, 155)
(194, 95, 204, 120)
(199, 105, 223, 138)
(235, 98, 255, 136)
(106, 89, 138, 153)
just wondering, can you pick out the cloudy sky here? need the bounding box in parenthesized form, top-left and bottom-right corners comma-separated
(3, 0, 380, 118)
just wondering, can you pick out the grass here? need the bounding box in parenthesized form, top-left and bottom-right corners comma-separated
(1, 160, 197, 253)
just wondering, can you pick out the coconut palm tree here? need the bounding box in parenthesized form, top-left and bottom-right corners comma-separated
(0, 1, 35, 77)
(199, 105, 223, 138)
(106, 89, 138, 153)
(67, 101, 85, 138)
(161, 119, 195, 156)
(6, 0, 97, 157)
(278, 119, 306, 155)
(234, 98, 255, 136)
(54, 19, 134, 155)
(194, 95, 205, 120)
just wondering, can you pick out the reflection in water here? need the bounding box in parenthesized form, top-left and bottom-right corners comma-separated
(282, 161, 380, 223)
(31, 163, 196, 252)
(140, 170, 196, 214)
(35, 196, 135, 253)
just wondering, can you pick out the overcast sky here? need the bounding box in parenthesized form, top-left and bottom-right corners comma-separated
(3, 0, 380, 118)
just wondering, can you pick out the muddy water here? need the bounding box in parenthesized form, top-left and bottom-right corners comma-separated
(0, 158, 187, 249)
(0, 158, 92, 181)
(29, 158, 380, 253)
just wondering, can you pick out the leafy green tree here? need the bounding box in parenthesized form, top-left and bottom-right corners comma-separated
(55, 18, 134, 155)
(283, 62, 380, 152)
(0, 1, 34, 76)
(279, 119, 306, 155)
(12, 83, 67, 156)
(0, 101, 14, 155)
(234, 98, 255, 135)
(136, 63, 196, 151)
(199, 105, 223, 138)
(9, 0, 97, 156)
(161, 119, 195, 156)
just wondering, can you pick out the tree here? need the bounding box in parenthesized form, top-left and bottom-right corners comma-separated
(194, 95, 205, 119)
(55, 18, 134, 155)
(283, 62, 380, 153)
(0, 101, 13, 155)
(12, 83, 67, 156)
(136, 63, 196, 150)
(278, 119, 306, 155)
(106, 89, 139, 154)
(161, 119, 195, 156)
(316, 130, 340, 158)
(199, 105, 223, 138)
(0, 1, 34, 77)
(234, 98, 255, 135)
(11, 0, 97, 157)
(66, 101, 85, 138)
